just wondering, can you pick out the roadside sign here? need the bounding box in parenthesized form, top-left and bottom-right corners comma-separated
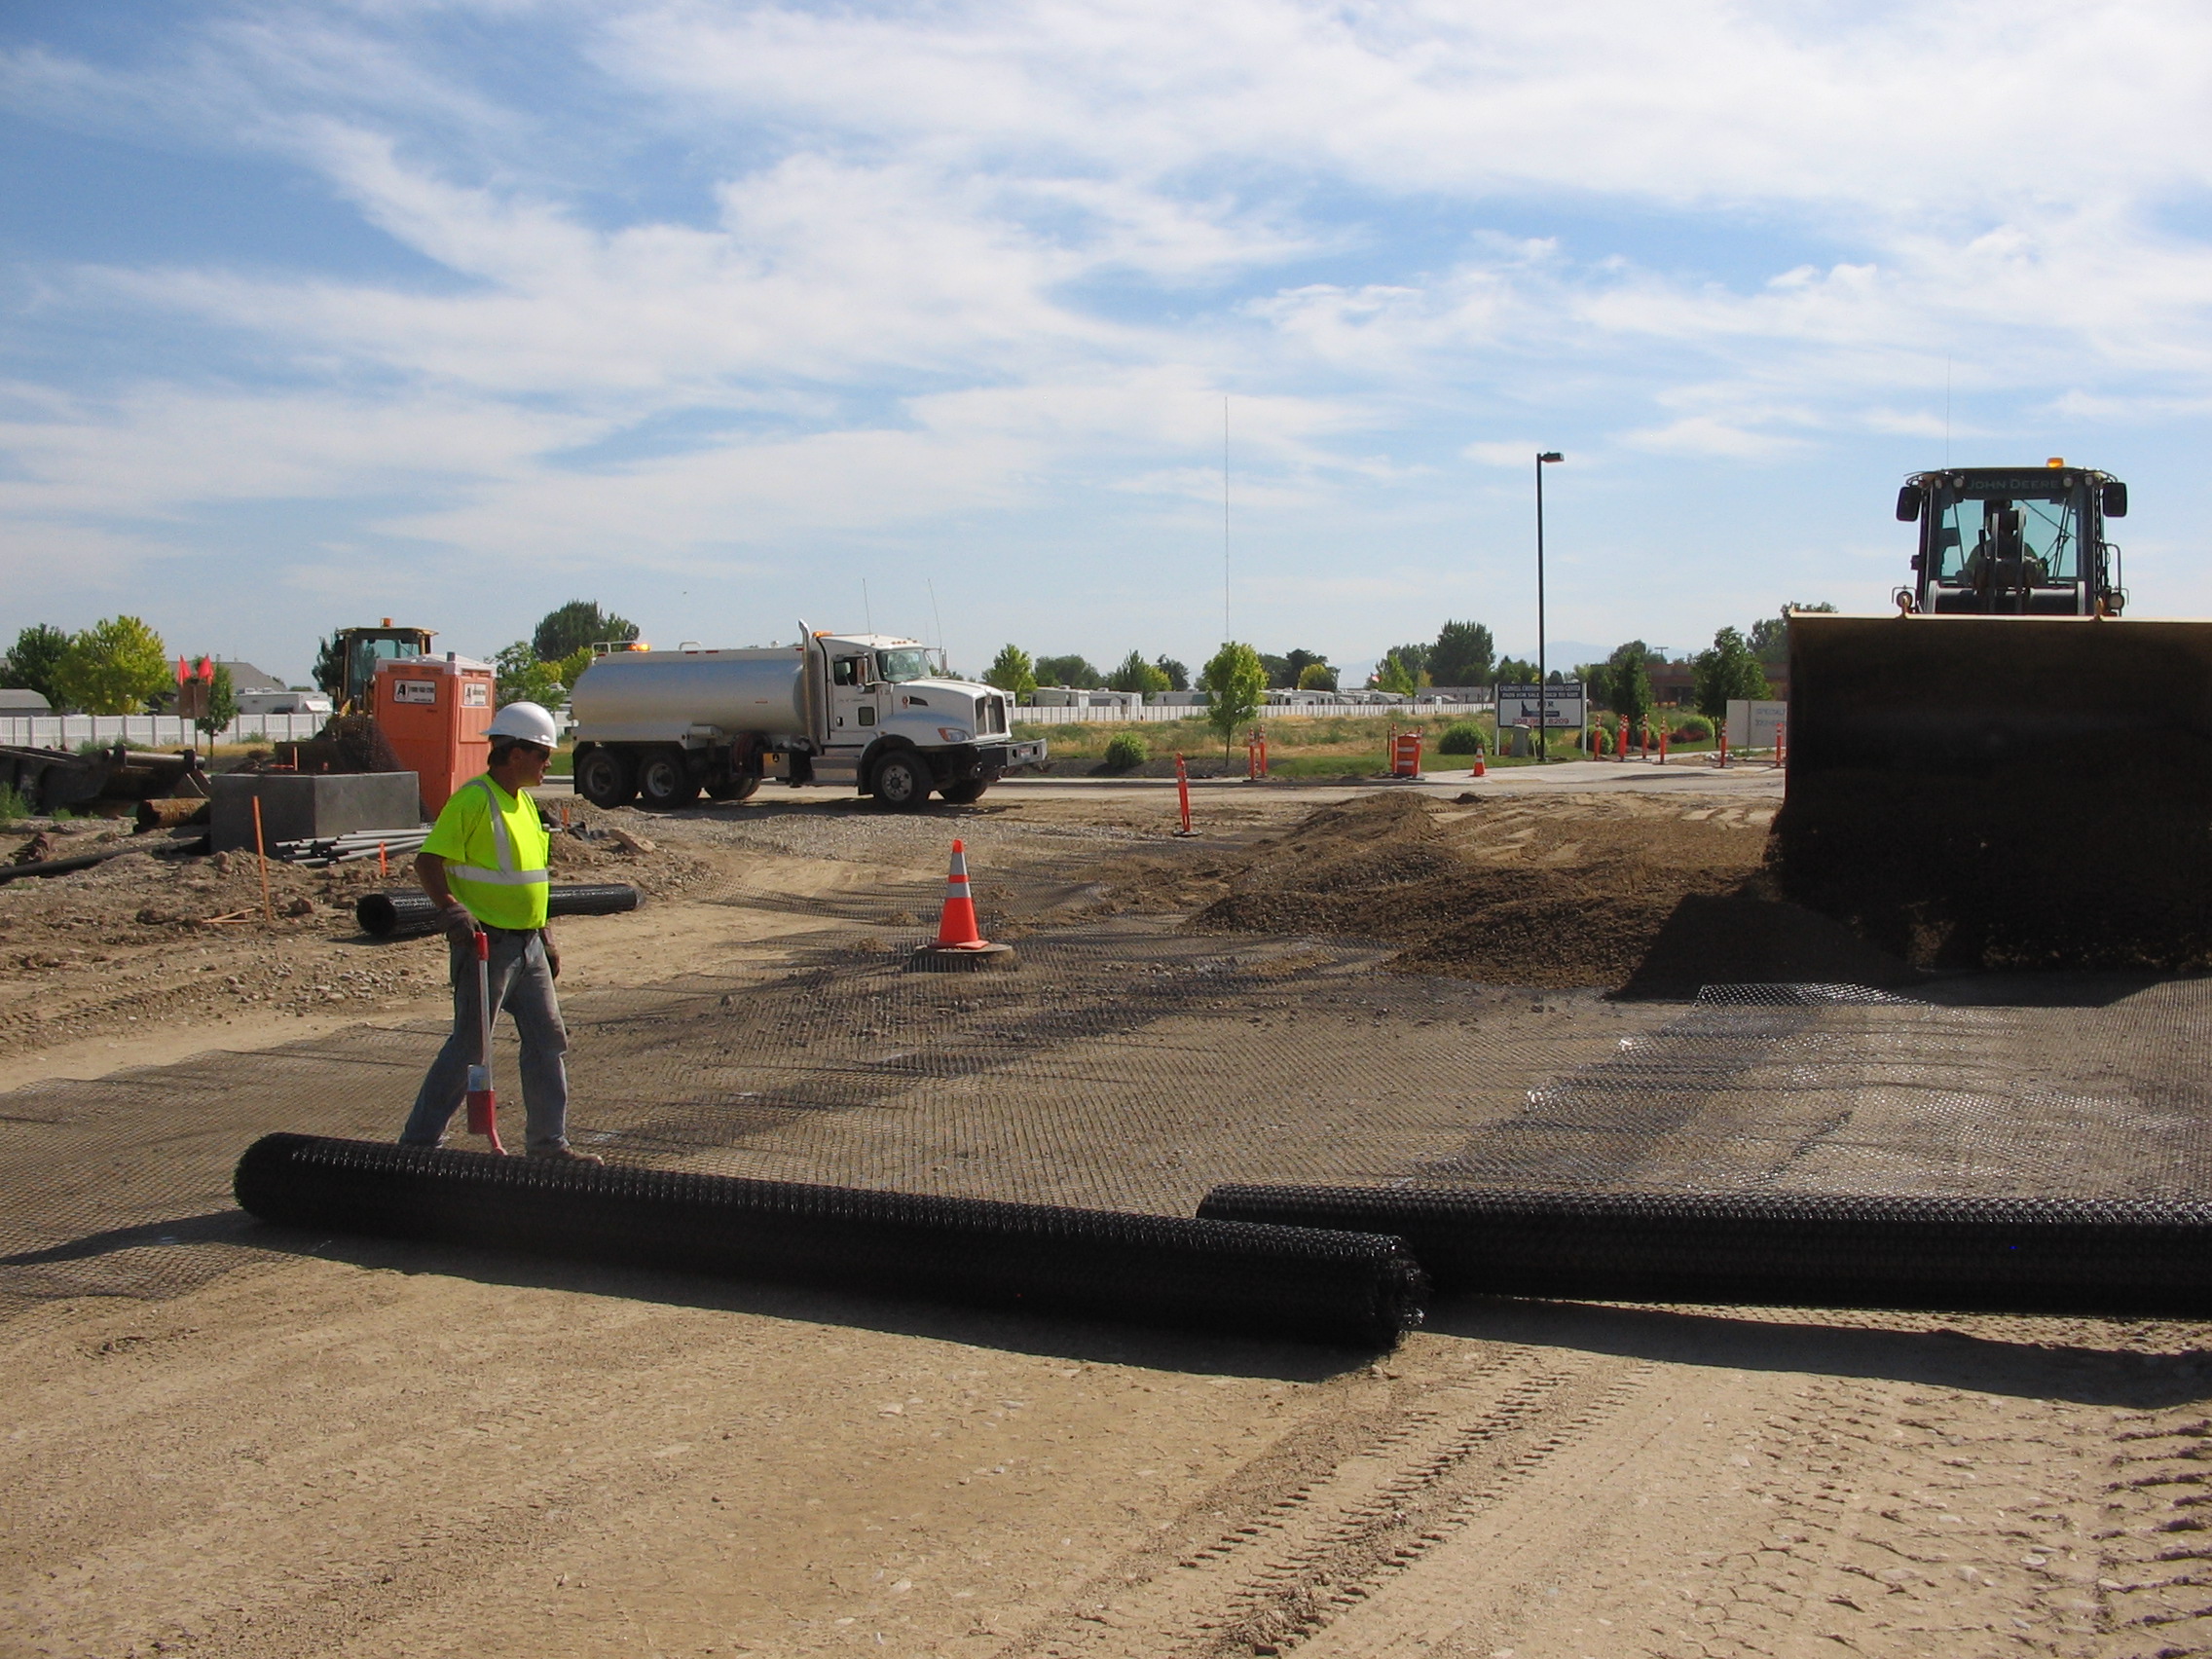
(1494, 682, 1586, 728)
(1726, 698, 1787, 750)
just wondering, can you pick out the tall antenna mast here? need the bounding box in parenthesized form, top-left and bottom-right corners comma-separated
(1222, 396, 1232, 641)
(1944, 355, 1953, 467)
(928, 578, 947, 671)
(862, 577, 873, 636)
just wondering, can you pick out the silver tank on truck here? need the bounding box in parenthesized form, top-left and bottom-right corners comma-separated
(570, 647, 808, 741)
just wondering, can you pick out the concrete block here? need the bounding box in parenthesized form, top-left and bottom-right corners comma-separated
(212, 772, 422, 852)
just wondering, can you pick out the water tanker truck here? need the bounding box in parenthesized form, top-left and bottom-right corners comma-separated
(568, 625, 1044, 810)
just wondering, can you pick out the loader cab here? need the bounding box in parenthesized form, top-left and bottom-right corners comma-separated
(1897, 464, 2126, 616)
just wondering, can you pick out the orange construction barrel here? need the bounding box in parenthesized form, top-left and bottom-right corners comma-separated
(373, 653, 496, 816)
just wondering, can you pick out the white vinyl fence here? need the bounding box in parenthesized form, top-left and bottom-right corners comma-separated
(0, 713, 328, 751)
(1011, 698, 1493, 725)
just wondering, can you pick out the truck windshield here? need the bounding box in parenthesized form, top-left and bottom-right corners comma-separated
(1932, 489, 2083, 585)
(875, 648, 936, 683)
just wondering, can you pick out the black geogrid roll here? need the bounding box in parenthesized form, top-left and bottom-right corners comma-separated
(235, 1135, 1425, 1346)
(1197, 1184, 2212, 1315)
(355, 885, 641, 938)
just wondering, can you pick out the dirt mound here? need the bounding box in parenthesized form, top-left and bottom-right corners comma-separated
(1185, 792, 1916, 992)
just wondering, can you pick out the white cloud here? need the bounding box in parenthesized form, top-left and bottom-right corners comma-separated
(10, 0, 2212, 667)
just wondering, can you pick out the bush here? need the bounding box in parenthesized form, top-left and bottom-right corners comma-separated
(1670, 713, 1714, 742)
(0, 783, 26, 824)
(1437, 720, 1486, 755)
(1102, 732, 1148, 771)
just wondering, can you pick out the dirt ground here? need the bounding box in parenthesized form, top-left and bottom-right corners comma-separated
(5, 780, 2211, 1659)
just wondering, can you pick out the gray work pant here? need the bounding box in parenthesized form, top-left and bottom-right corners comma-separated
(400, 926, 572, 1153)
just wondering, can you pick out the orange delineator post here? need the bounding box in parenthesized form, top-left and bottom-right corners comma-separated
(1657, 728, 1668, 765)
(1718, 727, 1729, 767)
(1616, 717, 1628, 761)
(1245, 728, 1268, 780)
(1174, 755, 1193, 834)
(934, 839, 987, 948)
(463, 929, 506, 1154)
(1775, 720, 1787, 769)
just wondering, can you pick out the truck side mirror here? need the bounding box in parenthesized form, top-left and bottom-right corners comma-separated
(1895, 485, 1923, 523)
(2101, 481, 2128, 518)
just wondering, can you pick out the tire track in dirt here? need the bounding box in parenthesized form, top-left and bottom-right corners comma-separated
(995, 1345, 1651, 1658)
(2095, 1409, 2212, 1656)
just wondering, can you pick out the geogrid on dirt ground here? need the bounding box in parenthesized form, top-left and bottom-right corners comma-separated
(9, 783, 2212, 1658)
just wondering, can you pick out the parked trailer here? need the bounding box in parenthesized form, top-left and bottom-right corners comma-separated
(568, 626, 1045, 809)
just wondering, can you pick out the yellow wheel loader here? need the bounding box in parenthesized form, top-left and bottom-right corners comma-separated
(1775, 461, 2212, 970)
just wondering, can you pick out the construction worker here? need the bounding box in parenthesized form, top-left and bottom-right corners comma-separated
(398, 700, 602, 1161)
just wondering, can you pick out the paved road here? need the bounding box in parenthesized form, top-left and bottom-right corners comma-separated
(535, 757, 1786, 808)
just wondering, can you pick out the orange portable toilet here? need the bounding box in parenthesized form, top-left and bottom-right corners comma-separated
(373, 652, 496, 816)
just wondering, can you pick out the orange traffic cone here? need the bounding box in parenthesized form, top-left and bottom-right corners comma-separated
(1471, 750, 1487, 777)
(937, 838, 983, 946)
(911, 840, 1015, 972)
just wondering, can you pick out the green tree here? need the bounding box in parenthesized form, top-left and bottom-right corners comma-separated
(1693, 626, 1772, 719)
(983, 645, 1037, 699)
(1428, 620, 1495, 687)
(1034, 653, 1102, 688)
(1153, 654, 1189, 690)
(533, 600, 638, 662)
(551, 645, 596, 692)
(191, 659, 239, 740)
(1106, 649, 1171, 694)
(1296, 661, 1339, 691)
(54, 615, 168, 716)
(1601, 641, 1655, 732)
(1198, 642, 1267, 754)
(1279, 647, 1329, 688)
(1749, 602, 1835, 669)
(1382, 641, 1432, 682)
(311, 631, 348, 701)
(1, 624, 71, 708)
(1495, 655, 1538, 686)
(1373, 650, 1417, 696)
(495, 641, 569, 709)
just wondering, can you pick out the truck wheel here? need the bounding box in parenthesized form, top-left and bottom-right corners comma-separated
(939, 780, 988, 804)
(706, 775, 762, 803)
(870, 752, 932, 810)
(574, 747, 637, 808)
(638, 748, 702, 810)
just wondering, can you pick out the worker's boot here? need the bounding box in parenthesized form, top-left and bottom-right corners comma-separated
(530, 1143, 606, 1165)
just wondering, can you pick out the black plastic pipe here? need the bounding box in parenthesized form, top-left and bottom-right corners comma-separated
(1198, 1183, 2212, 1316)
(236, 1134, 1425, 1346)
(355, 884, 641, 938)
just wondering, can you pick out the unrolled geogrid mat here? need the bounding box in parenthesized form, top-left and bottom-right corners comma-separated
(5, 917, 2212, 1318)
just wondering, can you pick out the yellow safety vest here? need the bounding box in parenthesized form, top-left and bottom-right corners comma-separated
(424, 776, 550, 930)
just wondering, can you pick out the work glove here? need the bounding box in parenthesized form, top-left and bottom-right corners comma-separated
(437, 903, 480, 942)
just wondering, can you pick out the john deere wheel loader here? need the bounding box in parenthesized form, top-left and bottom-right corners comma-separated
(1774, 461, 2212, 970)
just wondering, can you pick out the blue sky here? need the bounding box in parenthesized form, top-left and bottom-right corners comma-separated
(6, 1, 2212, 686)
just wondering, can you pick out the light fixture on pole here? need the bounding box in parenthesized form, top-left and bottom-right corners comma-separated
(1535, 452, 1564, 760)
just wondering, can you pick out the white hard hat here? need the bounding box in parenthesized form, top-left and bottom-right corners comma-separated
(488, 701, 559, 747)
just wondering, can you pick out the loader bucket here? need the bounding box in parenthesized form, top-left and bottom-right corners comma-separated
(1773, 613, 2212, 970)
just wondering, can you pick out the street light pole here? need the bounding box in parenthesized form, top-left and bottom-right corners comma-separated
(1535, 451, 1563, 759)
